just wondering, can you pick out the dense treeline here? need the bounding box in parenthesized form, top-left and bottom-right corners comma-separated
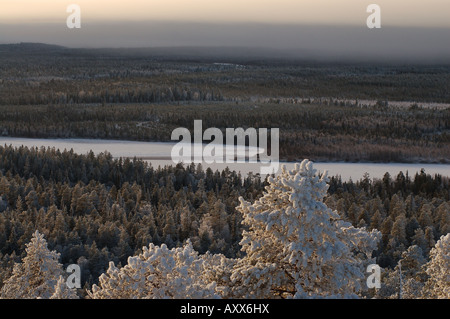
(2, 44, 450, 104)
(1, 102, 448, 163)
(0, 145, 448, 294)
(0, 145, 265, 292)
(326, 172, 449, 268)
(1, 43, 449, 163)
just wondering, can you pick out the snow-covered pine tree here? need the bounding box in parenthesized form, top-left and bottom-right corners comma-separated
(230, 160, 381, 299)
(376, 245, 427, 299)
(50, 276, 79, 299)
(0, 230, 65, 299)
(423, 233, 450, 299)
(88, 240, 219, 299)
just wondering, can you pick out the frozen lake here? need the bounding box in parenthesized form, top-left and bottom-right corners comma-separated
(1, 137, 449, 181)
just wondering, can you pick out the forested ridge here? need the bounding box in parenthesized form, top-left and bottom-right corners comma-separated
(1, 43, 449, 163)
(0, 145, 448, 298)
(1, 102, 448, 163)
(2, 43, 450, 104)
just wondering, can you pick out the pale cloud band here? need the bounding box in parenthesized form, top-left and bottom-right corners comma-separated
(1, 0, 449, 62)
(1, 0, 450, 28)
(1, 22, 450, 63)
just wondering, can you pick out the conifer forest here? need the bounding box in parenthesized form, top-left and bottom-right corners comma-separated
(0, 42, 448, 302)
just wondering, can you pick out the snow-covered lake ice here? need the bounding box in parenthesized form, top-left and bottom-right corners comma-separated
(1, 137, 449, 181)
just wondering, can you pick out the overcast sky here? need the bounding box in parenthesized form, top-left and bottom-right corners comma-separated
(1, 1, 450, 61)
(2, 0, 450, 27)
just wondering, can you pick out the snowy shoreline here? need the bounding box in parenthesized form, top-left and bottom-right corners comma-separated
(1, 137, 449, 180)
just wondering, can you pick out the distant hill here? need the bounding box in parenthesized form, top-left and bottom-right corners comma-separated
(0, 42, 66, 51)
(0, 42, 307, 63)
(1, 42, 449, 65)
(0, 43, 70, 57)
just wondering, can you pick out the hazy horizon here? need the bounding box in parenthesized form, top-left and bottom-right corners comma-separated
(1, 1, 450, 62)
(2, 21, 450, 63)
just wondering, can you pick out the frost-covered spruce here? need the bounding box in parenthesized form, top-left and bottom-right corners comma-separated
(88, 240, 219, 299)
(0, 231, 66, 299)
(50, 276, 79, 299)
(230, 160, 381, 299)
(376, 245, 427, 299)
(423, 233, 450, 299)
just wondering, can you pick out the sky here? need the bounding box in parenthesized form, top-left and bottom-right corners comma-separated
(1, 0, 450, 61)
(2, 0, 450, 27)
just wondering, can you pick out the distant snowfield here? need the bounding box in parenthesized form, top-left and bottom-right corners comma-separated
(1, 137, 449, 181)
(254, 97, 450, 110)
